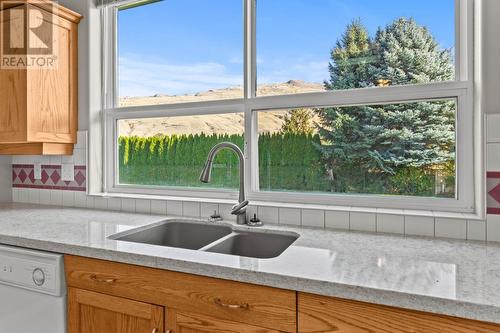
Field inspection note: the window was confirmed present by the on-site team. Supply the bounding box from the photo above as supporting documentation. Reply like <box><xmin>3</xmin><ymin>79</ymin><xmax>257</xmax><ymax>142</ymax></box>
<box><xmin>102</xmin><ymin>0</ymin><xmax>475</xmax><ymax>212</ymax></box>
<box><xmin>116</xmin><ymin>0</ymin><xmax>243</xmax><ymax>107</ymax></box>
<box><xmin>117</xmin><ymin>113</ymin><xmax>244</xmax><ymax>189</ymax></box>
<box><xmin>257</xmin><ymin>99</ymin><xmax>457</xmax><ymax>198</ymax></box>
<box><xmin>256</xmin><ymin>0</ymin><xmax>457</xmax><ymax>96</ymax></box>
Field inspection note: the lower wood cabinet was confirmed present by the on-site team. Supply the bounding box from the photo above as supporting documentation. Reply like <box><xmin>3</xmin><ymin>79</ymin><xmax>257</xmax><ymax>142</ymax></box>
<box><xmin>65</xmin><ymin>255</ymin><xmax>500</xmax><ymax>333</ymax></box>
<box><xmin>166</xmin><ymin>309</ymin><xmax>286</xmax><ymax>333</ymax></box>
<box><xmin>65</xmin><ymin>255</ymin><xmax>296</xmax><ymax>333</ymax></box>
<box><xmin>68</xmin><ymin>288</ymin><xmax>164</xmax><ymax>333</ymax></box>
<box><xmin>298</xmin><ymin>293</ymin><xmax>500</xmax><ymax>333</ymax></box>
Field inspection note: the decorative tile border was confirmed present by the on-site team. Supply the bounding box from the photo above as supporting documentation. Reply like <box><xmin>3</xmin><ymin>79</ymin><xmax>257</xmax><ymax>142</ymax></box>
<box><xmin>487</xmin><ymin>172</ymin><xmax>500</xmax><ymax>214</ymax></box>
<box><xmin>12</xmin><ymin>164</ymin><xmax>86</xmax><ymax>192</ymax></box>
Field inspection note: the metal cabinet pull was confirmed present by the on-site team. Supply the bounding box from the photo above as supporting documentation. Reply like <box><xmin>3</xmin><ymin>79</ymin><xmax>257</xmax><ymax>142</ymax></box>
<box><xmin>90</xmin><ymin>274</ymin><xmax>116</xmax><ymax>284</ymax></box>
<box><xmin>165</xmin><ymin>330</ymin><xmax>172</xmax><ymax>333</ymax></box>
<box><xmin>214</xmin><ymin>298</ymin><xmax>249</xmax><ymax>309</ymax></box>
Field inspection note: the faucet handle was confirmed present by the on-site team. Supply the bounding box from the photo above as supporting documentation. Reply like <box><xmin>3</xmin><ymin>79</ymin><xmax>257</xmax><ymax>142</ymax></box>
<box><xmin>247</xmin><ymin>214</ymin><xmax>263</xmax><ymax>227</ymax></box>
<box><xmin>231</xmin><ymin>200</ymin><xmax>249</xmax><ymax>215</ymax></box>
<box><xmin>209</xmin><ymin>210</ymin><xmax>223</xmax><ymax>222</ymax></box>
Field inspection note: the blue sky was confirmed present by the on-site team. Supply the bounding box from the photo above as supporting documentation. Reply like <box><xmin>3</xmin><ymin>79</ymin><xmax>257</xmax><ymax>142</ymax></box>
<box><xmin>118</xmin><ymin>0</ymin><xmax>455</xmax><ymax>97</ymax></box>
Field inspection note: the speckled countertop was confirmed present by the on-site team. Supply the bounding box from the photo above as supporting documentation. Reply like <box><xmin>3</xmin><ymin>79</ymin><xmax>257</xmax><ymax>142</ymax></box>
<box><xmin>0</xmin><ymin>203</ymin><xmax>499</xmax><ymax>324</ymax></box>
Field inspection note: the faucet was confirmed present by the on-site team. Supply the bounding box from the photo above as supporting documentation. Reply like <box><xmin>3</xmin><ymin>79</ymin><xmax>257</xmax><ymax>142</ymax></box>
<box><xmin>200</xmin><ymin>142</ymin><xmax>259</xmax><ymax>226</ymax></box>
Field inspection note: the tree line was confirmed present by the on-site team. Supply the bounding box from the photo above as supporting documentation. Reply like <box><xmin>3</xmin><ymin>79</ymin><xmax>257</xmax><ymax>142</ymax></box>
<box><xmin>119</xmin><ymin>133</ymin><xmax>326</xmax><ymax>191</ymax></box>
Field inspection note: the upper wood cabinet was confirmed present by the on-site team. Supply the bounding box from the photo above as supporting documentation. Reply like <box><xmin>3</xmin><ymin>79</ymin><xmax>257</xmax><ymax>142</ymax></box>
<box><xmin>0</xmin><ymin>0</ymin><xmax>81</xmax><ymax>155</ymax></box>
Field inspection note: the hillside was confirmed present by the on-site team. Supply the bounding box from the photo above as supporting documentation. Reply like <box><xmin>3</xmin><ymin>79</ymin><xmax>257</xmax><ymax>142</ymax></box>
<box><xmin>118</xmin><ymin>81</ymin><xmax>324</xmax><ymax>137</ymax></box>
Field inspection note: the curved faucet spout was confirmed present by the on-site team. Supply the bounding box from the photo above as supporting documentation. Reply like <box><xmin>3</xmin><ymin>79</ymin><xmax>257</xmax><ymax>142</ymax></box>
<box><xmin>200</xmin><ymin>142</ymin><xmax>247</xmax><ymax>224</ymax></box>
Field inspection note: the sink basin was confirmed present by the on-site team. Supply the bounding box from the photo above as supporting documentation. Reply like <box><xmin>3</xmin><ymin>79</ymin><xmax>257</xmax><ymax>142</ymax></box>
<box><xmin>110</xmin><ymin>219</ymin><xmax>299</xmax><ymax>258</ymax></box>
<box><xmin>205</xmin><ymin>232</ymin><xmax>298</xmax><ymax>259</ymax></box>
<box><xmin>110</xmin><ymin>221</ymin><xmax>232</xmax><ymax>250</ymax></box>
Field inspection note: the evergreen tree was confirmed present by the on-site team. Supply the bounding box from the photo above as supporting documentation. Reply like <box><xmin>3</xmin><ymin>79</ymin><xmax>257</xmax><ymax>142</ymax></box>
<box><xmin>317</xmin><ymin>19</ymin><xmax>377</xmax><ymax>191</ymax></box>
<box><xmin>324</xmin><ymin>19</ymin><xmax>375</xmax><ymax>90</ymax></box>
<box><xmin>367</xmin><ymin>18</ymin><xmax>455</xmax><ymax>173</ymax></box>
<box><xmin>281</xmin><ymin>108</ymin><xmax>315</xmax><ymax>135</ymax></box>
<box><xmin>370</xmin><ymin>18</ymin><xmax>454</xmax><ymax>85</ymax></box>
<box><xmin>318</xmin><ymin>18</ymin><xmax>455</xmax><ymax>194</ymax></box>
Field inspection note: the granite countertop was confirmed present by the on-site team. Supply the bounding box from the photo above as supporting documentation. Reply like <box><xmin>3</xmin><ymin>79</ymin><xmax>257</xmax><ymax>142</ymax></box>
<box><xmin>0</xmin><ymin>203</ymin><xmax>499</xmax><ymax>324</ymax></box>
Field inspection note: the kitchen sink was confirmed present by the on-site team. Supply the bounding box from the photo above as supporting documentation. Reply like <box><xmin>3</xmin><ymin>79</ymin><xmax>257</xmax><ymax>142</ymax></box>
<box><xmin>109</xmin><ymin>221</ymin><xmax>233</xmax><ymax>250</ymax></box>
<box><xmin>109</xmin><ymin>219</ymin><xmax>299</xmax><ymax>258</ymax></box>
<box><xmin>205</xmin><ymin>232</ymin><xmax>298</xmax><ymax>259</ymax></box>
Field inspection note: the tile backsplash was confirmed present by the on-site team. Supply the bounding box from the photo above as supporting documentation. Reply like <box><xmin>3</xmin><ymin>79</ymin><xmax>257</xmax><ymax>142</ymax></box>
<box><xmin>487</xmin><ymin>114</ymin><xmax>500</xmax><ymax>241</ymax></box>
<box><xmin>487</xmin><ymin>172</ymin><xmax>500</xmax><ymax>214</ymax></box>
<box><xmin>8</xmin><ymin>128</ymin><xmax>500</xmax><ymax>243</ymax></box>
<box><xmin>13</xmin><ymin>164</ymin><xmax>86</xmax><ymax>192</ymax></box>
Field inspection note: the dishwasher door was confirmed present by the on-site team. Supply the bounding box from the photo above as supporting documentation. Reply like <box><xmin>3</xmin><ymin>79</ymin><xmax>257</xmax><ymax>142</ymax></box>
<box><xmin>0</xmin><ymin>245</ymin><xmax>66</xmax><ymax>333</ymax></box>
<box><xmin>0</xmin><ymin>283</ymin><xmax>66</xmax><ymax>332</ymax></box>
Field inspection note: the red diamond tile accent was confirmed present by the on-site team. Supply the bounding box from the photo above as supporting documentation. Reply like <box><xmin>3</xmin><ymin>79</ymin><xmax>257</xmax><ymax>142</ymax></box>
<box><xmin>41</xmin><ymin>170</ymin><xmax>49</xmax><ymax>184</ymax></box>
<box><xmin>74</xmin><ymin>171</ymin><xmax>85</xmax><ymax>186</ymax></box>
<box><xmin>12</xmin><ymin>165</ymin><xmax>86</xmax><ymax>191</ymax></box>
<box><xmin>50</xmin><ymin>170</ymin><xmax>61</xmax><ymax>184</ymax></box>
<box><xmin>489</xmin><ymin>184</ymin><xmax>500</xmax><ymax>204</ymax></box>
<box><xmin>28</xmin><ymin>170</ymin><xmax>35</xmax><ymax>183</ymax></box>
<box><xmin>18</xmin><ymin>170</ymin><xmax>27</xmax><ymax>183</ymax></box>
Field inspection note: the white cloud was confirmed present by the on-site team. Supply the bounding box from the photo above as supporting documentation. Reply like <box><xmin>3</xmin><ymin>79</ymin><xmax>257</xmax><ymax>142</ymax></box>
<box><xmin>118</xmin><ymin>56</ymin><xmax>243</xmax><ymax>97</ymax></box>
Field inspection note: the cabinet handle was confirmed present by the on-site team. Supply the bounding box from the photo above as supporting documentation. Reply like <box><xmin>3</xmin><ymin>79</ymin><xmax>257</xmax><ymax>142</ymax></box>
<box><xmin>214</xmin><ymin>298</ymin><xmax>249</xmax><ymax>310</ymax></box>
<box><xmin>90</xmin><ymin>274</ymin><xmax>116</xmax><ymax>284</ymax></box>
<box><xmin>165</xmin><ymin>330</ymin><xmax>172</xmax><ymax>333</ymax></box>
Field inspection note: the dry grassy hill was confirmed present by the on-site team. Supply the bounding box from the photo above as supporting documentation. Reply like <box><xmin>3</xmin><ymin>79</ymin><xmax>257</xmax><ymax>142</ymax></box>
<box><xmin>119</xmin><ymin>80</ymin><xmax>324</xmax><ymax>137</ymax></box>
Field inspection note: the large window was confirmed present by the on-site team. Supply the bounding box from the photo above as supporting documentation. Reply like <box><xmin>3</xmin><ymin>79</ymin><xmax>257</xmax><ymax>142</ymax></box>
<box><xmin>102</xmin><ymin>0</ymin><xmax>475</xmax><ymax>212</ymax></box>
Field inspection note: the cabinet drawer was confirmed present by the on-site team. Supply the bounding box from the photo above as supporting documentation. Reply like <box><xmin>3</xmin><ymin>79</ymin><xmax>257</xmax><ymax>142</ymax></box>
<box><xmin>65</xmin><ymin>255</ymin><xmax>296</xmax><ymax>332</ymax></box>
<box><xmin>167</xmin><ymin>309</ymin><xmax>287</xmax><ymax>333</ymax></box>
<box><xmin>298</xmin><ymin>293</ymin><xmax>500</xmax><ymax>333</ymax></box>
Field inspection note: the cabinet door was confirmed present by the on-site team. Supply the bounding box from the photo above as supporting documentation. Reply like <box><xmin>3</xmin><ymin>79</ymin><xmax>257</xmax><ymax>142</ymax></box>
<box><xmin>166</xmin><ymin>308</ymin><xmax>285</xmax><ymax>333</ymax></box>
<box><xmin>0</xmin><ymin>7</ymin><xmax>27</xmax><ymax>143</ymax></box>
<box><xmin>26</xmin><ymin>3</ymin><xmax>78</xmax><ymax>143</ymax></box>
<box><xmin>68</xmin><ymin>288</ymin><xmax>164</xmax><ymax>333</ymax></box>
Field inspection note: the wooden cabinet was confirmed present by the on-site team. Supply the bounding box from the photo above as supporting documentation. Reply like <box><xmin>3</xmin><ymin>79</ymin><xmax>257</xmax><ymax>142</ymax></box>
<box><xmin>0</xmin><ymin>1</ymin><xmax>81</xmax><ymax>155</ymax></box>
<box><xmin>68</xmin><ymin>288</ymin><xmax>164</xmax><ymax>333</ymax></box>
<box><xmin>65</xmin><ymin>255</ymin><xmax>297</xmax><ymax>333</ymax></box>
<box><xmin>166</xmin><ymin>309</ymin><xmax>286</xmax><ymax>333</ymax></box>
<box><xmin>298</xmin><ymin>292</ymin><xmax>500</xmax><ymax>333</ymax></box>
<box><xmin>64</xmin><ymin>255</ymin><xmax>500</xmax><ymax>333</ymax></box>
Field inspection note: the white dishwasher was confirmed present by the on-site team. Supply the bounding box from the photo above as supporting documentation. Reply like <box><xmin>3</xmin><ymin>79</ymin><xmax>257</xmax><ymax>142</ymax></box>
<box><xmin>0</xmin><ymin>244</ymin><xmax>66</xmax><ymax>333</ymax></box>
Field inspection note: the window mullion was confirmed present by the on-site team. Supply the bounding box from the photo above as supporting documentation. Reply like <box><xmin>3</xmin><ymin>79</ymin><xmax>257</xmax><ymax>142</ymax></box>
<box><xmin>248</xmin><ymin>81</ymin><xmax>468</xmax><ymax>111</ymax></box>
<box><xmin>106</xmin><ymin>104</ymin><xmax>244</xmax><ymax>121</ymax></box>
<box><xmin>243</xmin><ymin>0</ymin><xmax>256</xmax><ymax>99</ymax></box>
<box><xmin>245</xmin><ymin>0</ymin><xmax>258</xmax><ymax>197</ymax></box>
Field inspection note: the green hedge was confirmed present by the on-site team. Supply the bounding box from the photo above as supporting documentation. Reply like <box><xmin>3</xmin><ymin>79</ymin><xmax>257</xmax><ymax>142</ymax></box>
<box><xmin>118</xmin><ymin>133</ymin><xmax>452</xmax><ymax>197</ymax></box>
<box><xmin>118</xmin><ymin>133</ymin><xmax>328</xmax><ymax>191</ymax></box>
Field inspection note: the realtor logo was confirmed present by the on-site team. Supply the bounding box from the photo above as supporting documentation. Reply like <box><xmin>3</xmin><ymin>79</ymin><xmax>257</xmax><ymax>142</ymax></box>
<box><xmin>0</xmin><ymin>0</ymin><xmax>58</xmax><ymax>69</ymax></box>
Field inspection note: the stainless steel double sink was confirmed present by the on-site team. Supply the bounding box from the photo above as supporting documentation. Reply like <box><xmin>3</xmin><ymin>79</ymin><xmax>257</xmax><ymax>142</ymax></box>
<box><xmin>109</xmin><ymin>220</ymin><xmax>299</xmax><ymax>259</ymax></box>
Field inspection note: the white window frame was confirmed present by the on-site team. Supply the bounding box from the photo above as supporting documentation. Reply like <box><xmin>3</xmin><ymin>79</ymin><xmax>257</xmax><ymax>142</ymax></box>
<box><xmin>101</xmin><ymin>0</ymin><xmax>478</xmax><ymax>213</ymax></box>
